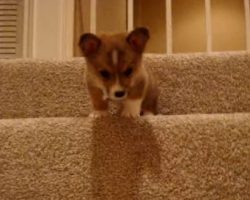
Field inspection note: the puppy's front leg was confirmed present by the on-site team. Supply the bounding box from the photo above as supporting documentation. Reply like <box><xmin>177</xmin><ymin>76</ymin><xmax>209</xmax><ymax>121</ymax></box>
<box><xmin>88</xmin><ymin>85</ymin><xmax>108</xmax><ymax>118</ymax></box>
<box><xmin>121</xmin><ymin>98</ymin><xmax>142</xmax><ymax>118</ymax></box>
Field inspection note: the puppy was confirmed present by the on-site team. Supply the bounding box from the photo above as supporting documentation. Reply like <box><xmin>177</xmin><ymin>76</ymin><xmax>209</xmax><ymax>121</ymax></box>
<box><xmin>79</xmin><ymin>27</ymin><xmax>158</xmax><ymax>118</ymax></box>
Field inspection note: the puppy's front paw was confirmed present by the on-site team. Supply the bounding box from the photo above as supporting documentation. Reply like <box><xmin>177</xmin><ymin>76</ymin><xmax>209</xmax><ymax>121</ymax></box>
<box><xmin>121</xmin><ymin>99</ymin><xmax>142</xmax><ymax>118</ymax></box>
<box><xmin>121</xmin><ymin>109</ymin><xmax>140</xmax><ymax>118</ymax></box>
<box><xmin>89</xmin><ymin>110</ymin><xmax>108</xmax><ymax>118</ymax></box>
<box><xmin>141</xmin><ymin>110</ymin><xmax>154</xmax><ymax>116</ymax></box>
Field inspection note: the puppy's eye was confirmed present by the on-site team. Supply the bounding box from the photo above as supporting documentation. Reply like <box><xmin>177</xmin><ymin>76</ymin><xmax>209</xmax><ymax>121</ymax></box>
<box><xmin>100</xmin><ymin>70</ymin><xmax>110</xmax><ymax>79</ymax></box>
<box><xmin>123</xmin><ymin>67</ymin><xmax>133</xmax><ymax>77</ymax></box>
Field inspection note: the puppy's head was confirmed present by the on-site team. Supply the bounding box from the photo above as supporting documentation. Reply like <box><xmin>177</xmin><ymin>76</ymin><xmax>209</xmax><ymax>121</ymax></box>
<box><xmin>79</xmin><ymin>27</ymin><xmax>150</xmax><ymax>101</ymax></box>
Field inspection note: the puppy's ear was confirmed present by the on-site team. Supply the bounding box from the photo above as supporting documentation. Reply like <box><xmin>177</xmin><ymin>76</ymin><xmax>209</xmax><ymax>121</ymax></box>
<box><xmin>126</xmin><ymin>27</ymin><xmax>150</xmax><ymax>53</ymax></box>
<box><xmin>79</xmin><ymin>33</ymin><xmax>101</xmax><ymax>56</ymax></box>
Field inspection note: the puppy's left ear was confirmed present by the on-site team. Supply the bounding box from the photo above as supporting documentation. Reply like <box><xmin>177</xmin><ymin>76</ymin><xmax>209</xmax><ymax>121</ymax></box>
<box><xmin>126</xmin><ymin>27</ymin><xmax>150</xmax><ymax>53</ymax></box>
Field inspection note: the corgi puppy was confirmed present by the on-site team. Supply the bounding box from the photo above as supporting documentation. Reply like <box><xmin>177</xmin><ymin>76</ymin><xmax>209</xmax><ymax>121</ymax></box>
<box><xmin>79</xmin><ymin>27</ymin><xmax>158</xmax><ymax>118</ymax></box>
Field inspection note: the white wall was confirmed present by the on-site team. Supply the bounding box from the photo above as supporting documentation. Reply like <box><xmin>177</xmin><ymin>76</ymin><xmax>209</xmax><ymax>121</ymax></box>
<box><xmin>211</xmin><ymin>0</ymin><xmax>246</xmax><ymax>51</ymax></box>
<box><xmin>96</xmin><ymin>0</ymin><xmax>127</xmax><ymax>34</ymax></box>
<box><xmin>24</xmin><ymin>0</ymin><xmax>74</xmax><ymax>59</ymax></box>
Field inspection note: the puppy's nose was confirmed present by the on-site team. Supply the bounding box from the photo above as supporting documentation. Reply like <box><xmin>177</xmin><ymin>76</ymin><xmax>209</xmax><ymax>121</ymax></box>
<box><xmin>115</xmin><ymin>91</ymin><xmax>125</xmax><ymax>98</ymax></box>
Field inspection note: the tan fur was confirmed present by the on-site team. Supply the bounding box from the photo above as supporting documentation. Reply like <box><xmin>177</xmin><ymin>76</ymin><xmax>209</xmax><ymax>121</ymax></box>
<box><xmin>79</xmin><ymin>28</ymin><xmax>158</xmax><ymax>116</ymax></box>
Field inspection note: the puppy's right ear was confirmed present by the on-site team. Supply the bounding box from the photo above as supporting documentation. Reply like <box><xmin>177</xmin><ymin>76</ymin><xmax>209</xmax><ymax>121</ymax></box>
<box><xmin>126</xmin><ymin>27</ymin><xmax>150</xmax><ymax>53</ymax></box>
<box><xmin>79</xmin><ymin>33</ymin><xmax>101</xmax><ymax>56</ymax></box>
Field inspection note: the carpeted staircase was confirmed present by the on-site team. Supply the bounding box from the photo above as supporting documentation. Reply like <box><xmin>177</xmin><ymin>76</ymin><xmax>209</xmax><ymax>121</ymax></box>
<box><xmin>0</xmin><ymin>52</ymin><xmax>249</xmax><ymax>199</ymax></box>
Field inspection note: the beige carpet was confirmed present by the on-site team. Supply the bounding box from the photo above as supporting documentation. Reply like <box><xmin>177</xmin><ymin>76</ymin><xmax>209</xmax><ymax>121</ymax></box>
<box><xmin>0</xmin><ymin>52</ymin><xmax>249</xmax><ymax>199</ymax></box>
<box><xmin>0</xmin><ymin>52</ymin><xmax>249</xmax><ymax>118</ymax></box>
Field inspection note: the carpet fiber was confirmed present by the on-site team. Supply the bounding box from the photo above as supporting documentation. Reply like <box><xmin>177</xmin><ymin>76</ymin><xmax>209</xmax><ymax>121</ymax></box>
<box><xmin>0</xmin><ymin>52</ymin><xmax>249</xmax><ymax>199</ymax></box>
